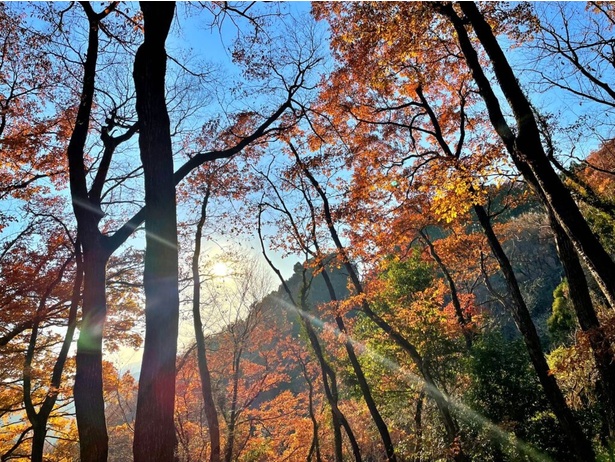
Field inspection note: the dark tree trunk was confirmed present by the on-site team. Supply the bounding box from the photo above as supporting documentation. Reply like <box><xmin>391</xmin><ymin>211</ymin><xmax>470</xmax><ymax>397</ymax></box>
<box><xmin>313</xmin><ymin>328</ymin><xmax>362</xmax><ymax>462</ymax></box>
<box><xmin>30</xmin><ymin>422</ymin><xmax>47</xmax><ymax>462</ymax></box>
<box><xmin>435</xmin><ymin>5</ymin><xmax>600</xmax><ymax>458</ymax></box>
<box><xmin>24</xmin><ymin>254</ymin><xmax>78</xmax><ymax>462</ymax></box>
<box><xmin>192</xmin><ymin>189</ymin><xmax>221</xmax><ymax>462</ymax></box>
<box><xmin>358</xmin><ymin>301</ymin><xmax>465</xmax><ymax>461</ymax></box>
<box><xmin>223</xmin><ymin>347</ymin><xmax>243</xmax><ymax>462</ymax></box>
<box><xmin>548</xmin><ymin>211</ymin><xmax>615</xmax><ymax>436</ymax></box>
<box><xmin>331</xmin><ymin>411</ymin><xmax>343</xmax><ymax>462</ymax></box>
<box><xmin>413</xmin><ymin>391</ymin><xmax>424</xmax><ymax>462</ymax></box>
<box><xmin>75</xmin><ymin>248</ymin><xmax>111</xmax><ymax>462</ymax></box>
<box><xmin>132</xmin><ymin>3</ymin><xmax>179</xmax><ymax>462</ymax></box>
<box><xmin>473</xmin><ymin>204</ymin><xmax>595</xmax><ymax>462</ymax></box>
<box><xmin>299</xmin><ymin>357</ymin><xmax>322</xmax><ymax>462</ymax></box>
<box><xmin>66</xmin><ymin>3</ymin><xmax>116</xmax><ymax>460</ymax></box>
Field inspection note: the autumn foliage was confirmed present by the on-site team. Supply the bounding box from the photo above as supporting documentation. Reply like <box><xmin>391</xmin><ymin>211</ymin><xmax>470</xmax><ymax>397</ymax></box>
<box><xmin>4</xmin><ymin>2</ymin><xmax>615</xmax><ymax>462</ymax></box>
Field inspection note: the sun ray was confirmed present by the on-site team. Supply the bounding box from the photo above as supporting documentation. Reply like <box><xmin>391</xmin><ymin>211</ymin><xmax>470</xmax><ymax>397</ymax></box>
<box><xmin>274</xmin><ymin>296</ymin><xmax>553</xmax><ymax>462</ymax></box>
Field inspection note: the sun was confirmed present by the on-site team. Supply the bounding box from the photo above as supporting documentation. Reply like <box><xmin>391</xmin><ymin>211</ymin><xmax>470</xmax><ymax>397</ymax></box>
<box><xmin>211</xmin><ymin>261</ymin><xmax>230</xmax><ymax>278</ymax></box>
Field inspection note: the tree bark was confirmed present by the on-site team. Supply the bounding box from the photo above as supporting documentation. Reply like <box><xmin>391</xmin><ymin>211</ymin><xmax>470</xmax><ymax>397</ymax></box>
<box><xmin>60</xmin><ymin>2</ymin><xmax>299</xmax><ymax>459</ymax></box>
<box><xmin>75</xmin><ymin>248</ymin><xmax>111</xmax><ymax>462</ymax></box>
<box><xmin>132</xmin><ymin>3</ymin><xmax>179</xmax><ymax>462</ymax></box>
<box><xmin>302</xmin><ymin>312</ymin><xmax>362</xmax><ymax>462</ymax></box>
<box><xmin>501</xmin><ymin>100</ymin><xmax>615</xmax><ymax>438</ymax></box>
<box><xmin>300</xmin><ymin>172</ymin><xmax>396</xmax><ymax>460</ymax></box>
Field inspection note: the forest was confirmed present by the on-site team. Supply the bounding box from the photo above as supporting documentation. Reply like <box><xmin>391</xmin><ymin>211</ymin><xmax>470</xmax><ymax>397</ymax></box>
<box><xmin>2</xmin><ymin>2</ymin><xmax>615</xmax><ymax>461</ymax></box>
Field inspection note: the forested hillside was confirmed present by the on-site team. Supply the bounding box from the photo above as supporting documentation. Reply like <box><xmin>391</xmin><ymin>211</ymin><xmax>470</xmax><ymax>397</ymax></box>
<box><xmin>2</xmin><ymin>2</ymin><xmax>615</xmax><ymax>462</ymax></box>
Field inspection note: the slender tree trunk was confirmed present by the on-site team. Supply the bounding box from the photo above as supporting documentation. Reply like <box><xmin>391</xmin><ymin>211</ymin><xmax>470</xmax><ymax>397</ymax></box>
<box><xmin>320</xmin><ymin>268</ymin><xmax>397</xmax><ymax>462</ymax></box>
<box><xmin>299</xmin><ymin>358</ymin><xmax>322</xmax><ymax>462</ymax></box>
<box><xmin>191</xmin><ymin>188</ymin><xmax>222</xmax><ymax>462</ymax></box>
<box><xmin>224</xmin><ymin>347</ymin><xmax>243</xmax><ymax>462</ymax></box>
<box><xmin>132</xmin><ymin>3</ymin><xmax>179</xmax><ymax>462</ymax></box>
<box><xmin>331</xmin><ymin>411</ymin><xmax>343</xmax><ymax>462</ymax></box>
<box><xmin>473</xmin><ymin>204</ymin><xmax>595</xmax><ymax>462</ymax></box>
<box><xmin>29</xmin><ymin>247</ymin><xmax>84</xmax><ymax>462</ymax></box>
<box><xmin>23</xmin><ymin>257</ymin><xmax>73</xmax><ymax>462</ymax></box>
<box><xmin>293</xmin><ymin>146</ymin><xmax>468</xmax><ymax>462</ymax></box>
<box><xmin>413</xmin><ymin>391</ymin><xmax>424</xmax><ymax>462</ymax></box>
<box><xmin>359</xmin><ymin>301</ymin><xmax>465</xmax><ymax>461</ymax></box>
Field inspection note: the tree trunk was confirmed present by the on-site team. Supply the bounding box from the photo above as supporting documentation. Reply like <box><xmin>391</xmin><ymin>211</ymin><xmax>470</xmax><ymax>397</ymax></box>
<box><xmin>434</xmin><ymin>5</ymin><xmax>610</xmax><ymax>452</ymax></box>
<box><xmin>413</xmin><ymin>391</ymin><xmax>424</xmax><ymax>462</ymax></box>
<box><xmin>192</xmin><ymin>190</ymin><xmax>221</xmax><ymax>462</ymax></box>
<box><xmin>74</xmin><ymin>248</ymin><xmax>110</xmax><ymax>462</ymax></box>
<box><xmin>132</xmin><ymin>3</ymin><xmax>179</xmax><ymax>462</ymax></box>
<box><xmin>359</xmin><ymin>302</ymin><xmax>465</xmax><ymax>461</ymax></box>
<box><xmin>30</xmin><ymin>245</ymin><xmax>83</xmax><ymax>462</ymax></box>
<box><xmin>300</xmin><ymin>358</ymin><xmax>322</xmax><ymax>462</ymax></box>
<box><xmin>473</xmin><ymin>204</ymin><xmax>595</xmax><ymax>462</ymax></box>
<box><xmin>66</xmin><ymin>3</ymin><xmax>115</xmax><ymax>459</ymax></box>
<box><xmin>223</xmin><ymin>347</ymin><xmax>243</xmax><ymax>462</ymax></box>
<box><xmin>30</xmin><ymin>422</ymin><xmax>46</xmax><ymax>462</ymax></box>
<box><xmin>548</xmin><ymin>211</ymin><xmax>615</xmax><ymax>436</ymax></box>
